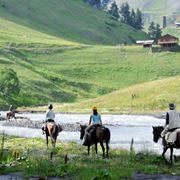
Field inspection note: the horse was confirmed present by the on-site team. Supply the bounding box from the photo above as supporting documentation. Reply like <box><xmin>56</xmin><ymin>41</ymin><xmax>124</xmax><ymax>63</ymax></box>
<box><xmin>80</xmin><ymin>125</ymin><xmax>110</xmax><ymax>158</ymax></box>
<box><xmin>152</xmin><ymin>126</ymin><xmax>180</xmax><ymax>165</ymax></box>
<box><xmin>6</xmin><ymin>111</ymin><xmax>16</xmax><ymax>121</ymax></box>
<box><xmin>43</xmin><ymin>122</ymin><xmax>62</xmax><ymax>148</ymax></box>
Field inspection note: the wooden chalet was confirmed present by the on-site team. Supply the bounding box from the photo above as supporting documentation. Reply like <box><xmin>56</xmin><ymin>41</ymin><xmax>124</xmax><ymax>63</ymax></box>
<box><xmin>158</xmin><ymin>34</ymin><xmax>179</xmax><ymax>48</ymax></box>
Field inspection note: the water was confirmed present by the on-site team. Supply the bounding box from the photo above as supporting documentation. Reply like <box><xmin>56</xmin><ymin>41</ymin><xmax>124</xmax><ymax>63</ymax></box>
<box><xmin>0</xmin><ymin>112</ymin><xmax>166</xmax><ymax>153</ymax></box>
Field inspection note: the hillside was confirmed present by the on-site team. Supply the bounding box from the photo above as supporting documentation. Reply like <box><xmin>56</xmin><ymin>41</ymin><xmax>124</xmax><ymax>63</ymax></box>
<box><xmin>115</xmin><ymin>0</ymin><xmax>180</xmax><ymax>27</ymax></box>
<box><xmin>2</xmin><ymin>45</ymin><xmax>177</xmax><ymax>111</ymax></box>
<box><xmin>0</xmin><ymin>0</ymin><xmax>148</xmax><ymax>45</ymax></box>
<box><xmin>55</xmin><ymin>76</ymin><xmax>180</xmax><ymax>114</ymax></box>
<box><xmin>163</xmin><ymin>27</ymin><xmax>180</xmax><ymax>39</ymax></box>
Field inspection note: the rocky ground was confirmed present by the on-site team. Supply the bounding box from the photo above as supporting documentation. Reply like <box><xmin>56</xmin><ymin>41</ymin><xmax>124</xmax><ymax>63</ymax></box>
<box><xmin>2</xmin><ymin>117</ymin><xmax>80</xmax><ymax>131</ymax></box>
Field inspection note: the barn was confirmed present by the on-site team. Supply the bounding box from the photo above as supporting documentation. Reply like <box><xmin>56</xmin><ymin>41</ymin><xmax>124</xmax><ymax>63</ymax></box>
<box><xmin>158</xmin><ymin>34</ymin><xmax>179</xmax><ymax>48</ymax></box>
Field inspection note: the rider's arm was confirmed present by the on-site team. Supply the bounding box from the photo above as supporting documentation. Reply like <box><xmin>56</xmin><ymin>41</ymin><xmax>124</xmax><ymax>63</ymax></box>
<box><xmin>166</xmin><ymin>113</ymin><xmax>169</xmax><ymax>125</ymax></box>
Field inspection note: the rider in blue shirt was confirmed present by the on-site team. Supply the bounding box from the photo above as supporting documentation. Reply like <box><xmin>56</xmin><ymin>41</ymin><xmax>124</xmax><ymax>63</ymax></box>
<box><xmin>85</xmin><ymin>106</ymin><xmax>102</xmax><ymax>133</ymax></box>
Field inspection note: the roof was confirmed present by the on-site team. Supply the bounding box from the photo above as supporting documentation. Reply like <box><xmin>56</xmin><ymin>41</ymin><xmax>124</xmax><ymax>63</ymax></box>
<box><xmin>136</xmin><ymin>40</ymin><xmax>154</xmax><ymax>44</ymax></box>
<box><xmin>159</xmin><ymin>34</ymin><xmax>179</xmax><ymax>40</ymax></box>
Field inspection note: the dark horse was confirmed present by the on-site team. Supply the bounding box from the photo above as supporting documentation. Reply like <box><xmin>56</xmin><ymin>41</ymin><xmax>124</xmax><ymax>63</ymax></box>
<box><xmin>152</xmin><ymin>126</ymin><xmax>180</xmax><ymax>164</ymax></box>
<box><xmin>6</xmin><ymin>111</ymin><xmax>16</xmax><ymax>121</ymax></box>
<box><xmin>44</xmin><ymin>122</ymin><xmax>62</xmax><ymax>148</ymax></box>
<box><xmin>80</xmin><ymin>125</ymin><xmax>110</xmax><ymax>158</ymax></box>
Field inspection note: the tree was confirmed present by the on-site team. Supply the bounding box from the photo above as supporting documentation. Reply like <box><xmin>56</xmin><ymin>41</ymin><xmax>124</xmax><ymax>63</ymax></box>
<box><xmin>148</xmin><ymin>22</ymin><xmax>162</xmax><ymax>42</ymax></box>
<box><xmin>134</xmin><ymin>8</ymin><xmax>143</xmax><ymax>30</ymax></box>
<box><xmin>155</xmin><ymin>24</ymin><xmax>162</xmax><ymax>41</ymax></box>
<box><xmin>0</xmin><ymin>68</ymin><xmax>20</xmax><ymax>101</ymax></box>
<box><xmin>108</xmin><ymin>1</ymin><xmax>120</xmax><ymax>19</ymax></box>
<box><xmin>120</xmin><ymin>2</ymin><xmax>131</xmax><ymax>25</ymax></box>
<box><xmin>148</xmin><ymin>22</ymin><xmax>156</xmax><ymax>40</ymax></box>
<box><xmin>84</xmin><ymin>0</ymin><xmax>101</xmax><ymax>9</ymax></box>
<box><xmin>130</xmin><ymin>9</ymin><xmax>136</xmax><ymax>27</ymax></box>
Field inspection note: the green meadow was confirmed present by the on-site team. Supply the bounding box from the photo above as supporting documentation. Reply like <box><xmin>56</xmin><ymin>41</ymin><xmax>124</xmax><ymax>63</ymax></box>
<box><xmin>0</xmin><ymin>0</ymin><xmax>179</xmax><ymax>114</ymax></box>
<box><xmin>1</xmin><ymin>135</ymin><xmax>180</xmax><ymax>179</ymax></box>
<box><xmin>0</xmin><ymin>43</ymin><xmax>180</xmax><ymax>112</ymax></box>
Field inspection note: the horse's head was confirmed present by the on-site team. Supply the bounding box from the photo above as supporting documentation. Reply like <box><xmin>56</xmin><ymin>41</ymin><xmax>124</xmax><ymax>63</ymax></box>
<box><xmin>152</xmin><ymin>126</ymin><xmax>164</xmax><ymax>143</ymax></box>
<box><xmin>80</xmin><ymin>125</ymin><xmax>87</xmax><ymax>140</ymax></box>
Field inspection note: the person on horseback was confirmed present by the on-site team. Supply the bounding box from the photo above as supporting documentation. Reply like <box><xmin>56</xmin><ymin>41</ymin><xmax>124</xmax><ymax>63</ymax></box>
<box><xmin>161</xmin><ymin>103</ymin><xmax>180</xmax><ymax>142</ymax></box>
<box><xmin>83</xmin><ymin>106</ymin><xmax>103</xmax><ymax>145</ymax></box>
<box><xmin>42</xmin><ymin>104</ymin><xmax>55</xmax><ymax>133</ymax></box>
<box><xmin>87</xmin><ymin>106</ymin><xmax>102</xmax><ymax>130</ymax></box>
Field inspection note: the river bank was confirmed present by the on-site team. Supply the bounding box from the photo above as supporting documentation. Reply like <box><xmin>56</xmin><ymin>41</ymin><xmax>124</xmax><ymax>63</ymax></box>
<box><xmin>1</xmin><ymin>135</ymin><xmax>180</xmax><ymax>180</ymax></box>
<box><xmin>0</xmin><ymin>112</ymin><xmax>166</xmax><ymax>153</ymax></box>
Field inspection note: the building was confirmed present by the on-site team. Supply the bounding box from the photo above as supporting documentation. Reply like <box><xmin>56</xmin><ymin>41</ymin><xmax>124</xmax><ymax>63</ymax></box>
<box><xmin>158</xmin><ymin>34</ymin><xmax>179</xmax><ymax>48</ymax></box>
<box><xmin>175</xmin><ymin>22</ymin><xmax>180</xmax><ymax>27</ymax></box>
<box><xmin>136</xmin><ymin>40</ymin><xmax>154</xmax><ymax>48</ymax></box>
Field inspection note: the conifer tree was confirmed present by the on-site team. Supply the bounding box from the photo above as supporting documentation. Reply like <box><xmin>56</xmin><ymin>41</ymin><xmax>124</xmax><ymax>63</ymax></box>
<box><xmin>108</xmin><ymin>1</ymin><xmax>120</xmax><ymax>19</ymax></box>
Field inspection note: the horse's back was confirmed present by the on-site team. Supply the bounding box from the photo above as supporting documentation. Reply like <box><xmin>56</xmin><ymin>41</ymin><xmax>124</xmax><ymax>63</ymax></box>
<box><xmin>96</xmin><ymin>126</ymin><xmax>110</xmax><ymax>143</ymax></box>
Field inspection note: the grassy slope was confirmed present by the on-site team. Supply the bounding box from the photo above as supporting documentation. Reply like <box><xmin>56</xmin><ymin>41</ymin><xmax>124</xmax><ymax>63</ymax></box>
<box><xmin>1</xmin><ymin>135</ymin><xmax>180</xmax><ymax>179</ymax></box>
<box><xmin>56</xmin><ymin>76</ymin><xmax>180</xmax><ymax>114</ymax></box>
<box><xmin>0</xmin><ymin>0</ymin><xmax>148</xmax><ymax>45</ymax></box>
<box><xmin>163</xmin><ymin>27</ymin><xmax>180</xmax><ymax>39</ymax></box>
<box><xmin>11</xmin><ymin>45</ymin><xmax>179</xmax><ymax>113</ymax></box>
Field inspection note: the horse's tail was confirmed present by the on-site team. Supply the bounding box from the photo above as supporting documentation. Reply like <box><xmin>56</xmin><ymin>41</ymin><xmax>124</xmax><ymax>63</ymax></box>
<box><xmin>104</xmin><ymin>127</ymin><xmax>111</xmax><ymax>144</ymax></box>
<box><xmin>176</xmin><ymin>132</ymin><xmax>180</xmax><ymax>148</ymax></box>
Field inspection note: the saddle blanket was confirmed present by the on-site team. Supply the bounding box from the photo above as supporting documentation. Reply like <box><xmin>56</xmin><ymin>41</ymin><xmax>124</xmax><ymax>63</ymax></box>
<box><xmin>165</xmin><ymin>128</ymin><xmax>180</xmax><ymax>144</ymax></box>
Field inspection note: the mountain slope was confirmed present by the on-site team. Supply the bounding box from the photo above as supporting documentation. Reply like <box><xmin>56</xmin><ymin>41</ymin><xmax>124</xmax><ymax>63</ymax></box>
<box><xmin>115</xmin><ymin>0</ymin><xmax>180</xmax><ymax>27</ymax></box>
<box><xmin>56</xmin><ymin>76</ymin><xmax>180</xmax><ymax>114</ymax></box>
<box><xmin>0</xmin><ymin>0</ymin><xmax>148</xmax><ymax>45</ymax></box>
<box><xmin>0</xmin><ymin>45</ymin><xmax>180</xmax><ymax>109</ymax></box>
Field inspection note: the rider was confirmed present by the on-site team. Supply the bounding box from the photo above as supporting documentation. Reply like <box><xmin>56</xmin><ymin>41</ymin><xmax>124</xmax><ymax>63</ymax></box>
<box><xmin>161</xmin><ymin>103</ymin><xmax>180</xmax><ymax>138</ymax></box>
<box><xmin>85</xmin><ymin>106</ymin><xmax>102</xmax><ymax>134</ymax></box>
<box><xmin>42</xmin><ymin>104</ymin><xmax>55</xmax><ymax>133</ymax></box>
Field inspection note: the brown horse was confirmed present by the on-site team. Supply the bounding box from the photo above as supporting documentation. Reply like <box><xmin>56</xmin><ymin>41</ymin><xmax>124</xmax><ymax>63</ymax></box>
<box><xmin>152</xmin><ymin>126</ymin><xmax>180</xmax><ymax>165</ymax></box>
<box><xmin>6</xmin><ymin>111</ymin><xmax>16</xmax><ymax>121</ymax></box>
<box><xmin>44</xmin><ymin>122</ymin><xmax>62</xmax><ymax>148</ymax></box>
<box><xmin>80</xmin><ymin>125</ymin><xmax>110</xmax><ymax>158</ymax></box>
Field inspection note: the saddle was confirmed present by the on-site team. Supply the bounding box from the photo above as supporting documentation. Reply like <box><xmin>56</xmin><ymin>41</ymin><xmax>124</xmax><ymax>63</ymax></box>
<box><xmin>165</xmin><ymin>128</ymin><xmax>180</xmax><ymax>144</ymax></box>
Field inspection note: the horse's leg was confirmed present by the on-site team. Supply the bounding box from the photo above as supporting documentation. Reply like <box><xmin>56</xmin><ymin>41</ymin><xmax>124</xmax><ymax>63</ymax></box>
<box><xmin>100</xmin><ymin>141</ymin><xmax>105</xmax><ymax>158</ymax></box>
<box><xmin>162</xmin><ymin>146</ymin><xmax>169</xmax><ymax>164</ymax></box>
<box><xmin>95</xmin><ymin>143</ymin><xmax>97</xmax><ymax>154</ymax></box>
<box><xmin>88</xmin><ymin>146</ymin><xmax>90</xmax><ymax>156</ymax></box>
<box><xmin>106</xmin><ymin>141</ymin><xmax>109</xmax><ymax>158</ymax></box>
<box><xmin>46</xmin><ymin>134</ymin><xmax>49</xmax><ymax>148</ymax></box>
<box><xmin>170</xmin><ymin>147</ymin><xmax>173</xmax><ymax>165</ymax></box>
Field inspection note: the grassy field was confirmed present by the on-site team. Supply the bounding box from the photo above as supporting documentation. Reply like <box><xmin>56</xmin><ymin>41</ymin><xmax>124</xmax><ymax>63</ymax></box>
<box><xmin>0</xmin><ymin>0</ymin><xmax>179</xmax><ymax>113</ymax></box>
<box><xmin>54</xmin><ymin>76</ymin><xmax>180</xmax><ymax>114</ymax></box>
<box><xmin>163</xmin><ymin>27</ymin><xmax>180</xmax><ymax>39</ymax></box>
<box><xmin>0</xmin><ymin>44</ymin><xmax>180</xmax><ymax>112</ymax></box>
<box><xmin>1</xmin><ymin>135</ymin><xmax>180</xmax><ymax>179</ymax></box>
<box><xmin>0</xmin><ymin>0</ymin><xmax>148</xmax><ymax>45</ymax></box>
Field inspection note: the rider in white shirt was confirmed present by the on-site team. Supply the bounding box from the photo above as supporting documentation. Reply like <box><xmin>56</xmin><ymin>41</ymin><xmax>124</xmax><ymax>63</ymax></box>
<box><xmin>46</xmin><ymin>104</ymin><xmax>55</xmax><ymax>122</ymax></box>
<box><xmin>42</xmin><ymin>104</ymin><xmax>55</xmax><ymax>132</ymax></box>
<box><xmin>161</xmin><ymin>103</ymin><xmax>180</xmax><ymax>137</ymax></box>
